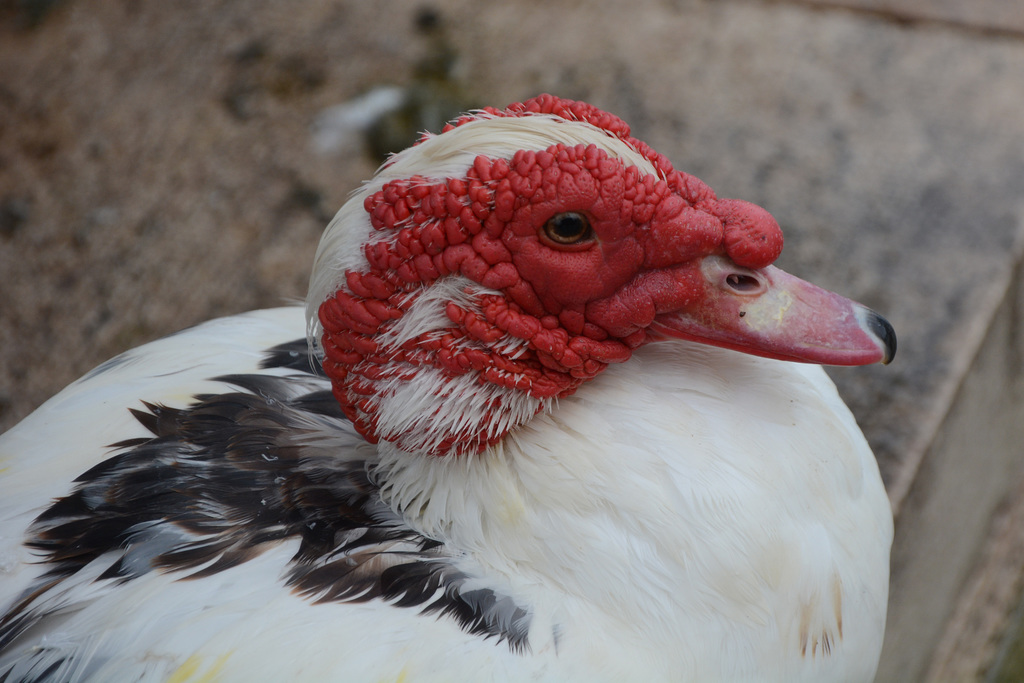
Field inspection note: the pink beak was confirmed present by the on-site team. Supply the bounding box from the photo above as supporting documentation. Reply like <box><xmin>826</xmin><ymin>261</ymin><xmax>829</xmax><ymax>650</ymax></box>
<box><xmin>652</xmin><ymin>256</ymin><xmax>896</xmax><ymax>366</ymax></box>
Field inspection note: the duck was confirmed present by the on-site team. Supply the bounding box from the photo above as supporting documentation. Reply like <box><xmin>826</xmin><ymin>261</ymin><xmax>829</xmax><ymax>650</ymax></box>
<box><xmin>0</xmin><ymin>94</ymin><xmax>895</xmax><ymax>682</ymax></box>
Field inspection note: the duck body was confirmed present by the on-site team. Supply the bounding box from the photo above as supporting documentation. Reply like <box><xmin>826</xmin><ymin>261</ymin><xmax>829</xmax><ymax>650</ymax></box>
<box><xmin>0</xmin><ymin>95</ymin><xmax>893</xmax><ymax>682</ymax></box>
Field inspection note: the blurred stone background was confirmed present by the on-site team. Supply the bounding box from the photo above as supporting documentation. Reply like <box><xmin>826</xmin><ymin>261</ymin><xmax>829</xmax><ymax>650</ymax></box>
<box><xmin>2</xmin><ymin>0</ymin><xmax>1024</xmax><ymax>679</ymax></box>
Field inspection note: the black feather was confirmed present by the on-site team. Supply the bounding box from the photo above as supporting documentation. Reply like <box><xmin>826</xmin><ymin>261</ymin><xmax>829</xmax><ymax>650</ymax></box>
<box><xmin>0</xmin><ymin>338</ymin><xmax>531</xmax><ymax>666</ymax></box>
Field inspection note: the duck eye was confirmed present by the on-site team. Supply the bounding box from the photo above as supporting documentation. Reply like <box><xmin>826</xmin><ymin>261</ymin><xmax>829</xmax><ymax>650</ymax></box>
<box><xmin>542</xmin><ymin>212</ymin><xmax>593</xmax><ymax>245</ymax></box>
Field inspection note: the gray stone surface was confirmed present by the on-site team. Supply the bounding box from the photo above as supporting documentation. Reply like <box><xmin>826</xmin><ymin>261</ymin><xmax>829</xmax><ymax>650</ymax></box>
<box><xmin>805</xmin><ymin>0</ymin><xmax>1024</xmax><ymax>34</ymax></box>
<box><xmin>884</xmin><ymin>261</ymin><xmax>1024</xmax><ymax>681</ymax></box>
<box><xmin>2</xmin><ymin>1</ymin><xmax>1024</xmax><ymax>680</ymax></box>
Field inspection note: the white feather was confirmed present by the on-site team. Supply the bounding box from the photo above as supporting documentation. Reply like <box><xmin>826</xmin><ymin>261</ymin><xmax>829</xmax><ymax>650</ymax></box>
<box><xmin>368</xmin><ymin>341</ymin><xmax>892</xmax><ymax>682</ymax></box>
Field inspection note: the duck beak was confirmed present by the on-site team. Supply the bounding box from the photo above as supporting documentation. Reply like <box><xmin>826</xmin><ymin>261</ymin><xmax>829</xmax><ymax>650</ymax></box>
<box><xmin>651</xmin><ymin>256</ymin><xmax>896</xmax><ymax>366</ymax></box>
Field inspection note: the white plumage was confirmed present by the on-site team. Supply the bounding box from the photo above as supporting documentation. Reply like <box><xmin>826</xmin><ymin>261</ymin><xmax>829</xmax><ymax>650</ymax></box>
<box><xmin>0</xmin><ymin>96</ymin><xmax>893</xmax><ymax>682</ymax></box>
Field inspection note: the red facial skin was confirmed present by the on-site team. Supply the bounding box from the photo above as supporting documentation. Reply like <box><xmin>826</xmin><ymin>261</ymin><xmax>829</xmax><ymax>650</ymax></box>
<box><xmin>318</xmin><ymin>95</ymin><xmax>889</xmax><ymax>455</ymax></box>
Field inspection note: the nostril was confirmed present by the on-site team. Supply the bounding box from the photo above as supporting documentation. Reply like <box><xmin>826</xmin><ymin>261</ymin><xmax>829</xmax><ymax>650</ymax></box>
<box><xmin>725</xmin><ymin>273</ymin><xmax>762</xmax><ymax>293</ymax></box>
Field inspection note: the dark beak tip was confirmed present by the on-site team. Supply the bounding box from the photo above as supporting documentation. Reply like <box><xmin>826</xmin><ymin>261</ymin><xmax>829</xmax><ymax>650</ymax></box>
<box><xmin>865</xmin><ymin>310</ymin><xmax>897</xmax><ymax>364</ymax></box>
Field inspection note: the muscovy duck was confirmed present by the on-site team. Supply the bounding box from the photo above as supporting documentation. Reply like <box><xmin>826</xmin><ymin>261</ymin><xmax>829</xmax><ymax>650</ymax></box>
<box><xmin>0</xmin><ymin>95</ymin><xmax>895</xmax><ymax>682</ymax></box>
